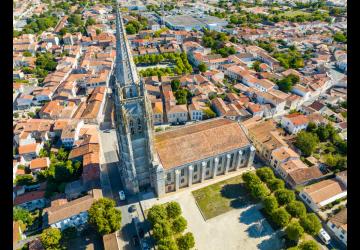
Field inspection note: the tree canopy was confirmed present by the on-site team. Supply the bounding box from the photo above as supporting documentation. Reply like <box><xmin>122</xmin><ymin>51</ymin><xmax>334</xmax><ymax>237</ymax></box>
<box><xmin>198</xmin><ymin>63</ymin><xmax>207</xmax><ymax>73</ymax></box>
<box><xmin>267</xmin><ymin>178</ymin><xmax>285</xmax><ymax>192</ymax></box>
<box><xmin>256</xmin><ymin>167</ymin><xmax>275</xmax><ymax>183</ymax></box>
<box><xmin>40</xmin><ymin>228</ymin><xmax>62</xmax><ymax>249</ymax></box>
<box><xmin>263</xmin><ymin>195</ymin><xmax>279</xmax><ymax>214</ymax></box>
<box><xmin>88</xmin><ymin>198</ymin><xmax>122</xmax><ymax>235</ymax></box>
<box><xmin>295</xmin><ymin>131</ymin><xmax>319</xmax><ymax>156</ymax></box>
<box><xmin>285</xmin><ymin>221</ymin><xmax>305</xmax><ymax>242</ymax></box>
<box><xmin>271</xmin><ymin>207</ymin><xmax>291</xmax><ymax>228</ymax></box>
<box><xmin>299</xmin><ymin>213</ymin><xmax>322</xmax><ymax>236</ymax></box>
<box><xmin>176</xmin><ymin>232</ymin><xmax>195</xmax><ymax>250</ymax></box>
<box><xmin>286</xmin><ymin>201</ymin><xmax>307</xmax><ymax>218</ymax></box>
<box><xmin>274</xmin><ymin>189</ymin><xmax>296</xmax><ymax>206</ymax></box>
<box><xmin>13</xmin><ymin>207</ymin><xmax>34</xmax><ymax>228</ymax></box>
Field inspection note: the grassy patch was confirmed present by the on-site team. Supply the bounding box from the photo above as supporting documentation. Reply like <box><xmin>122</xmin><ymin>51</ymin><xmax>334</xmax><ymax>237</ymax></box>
<box><xmin>192</xmin><ymin>175</ymin><xmax>253</xmax><ymax>220</ymax></box>
<box><xmin>278</xmin><ymin>10</ymin><xmax>311</xmax><ymax>17</ymax></box>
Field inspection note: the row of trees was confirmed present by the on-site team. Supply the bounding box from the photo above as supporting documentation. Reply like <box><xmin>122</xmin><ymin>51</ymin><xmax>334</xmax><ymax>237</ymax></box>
<box><xmin>147</xmin><ymin>202</ymin><xmax>195</xmax><ymax>250</ymax></box>
<box><xmin>242</xmin><ymin>168</ymin><xmax>321</xmax><ymax>247</ymax></box>
<box><xmin>138</xmin><ymin>53</ymin><xmax>192</xmax><ymax>77</ymax></box>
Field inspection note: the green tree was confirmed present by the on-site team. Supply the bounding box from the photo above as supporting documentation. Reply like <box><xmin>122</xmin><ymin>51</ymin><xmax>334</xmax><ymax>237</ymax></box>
<box><xmin>285</xmin><ymin>221</ymin><xmax>304</xmax><ymax>242</ymax></box>
<box><xmin>263</xmin><ymin>195</ymin><xmax>278</xmax><ymax>214</ymax></box>
<box><xmin>299</xmin><ymin>213</ymin><xmax>322</xmax><ymax>236</ymax></box>
<box><xmin>125</xmin><ymin>24</ymin><xmax>137</xmax><ymax>34</ymax></box>
<box><xmin>172</xmin><ymin>216</ymin><xmax>187</xmax><ymax>234</ymax></box>
<box><xmin>198</xmin><ymin>63</ymin><xmax>207</xmax><ymax>72</ymax></box>
<box><xmin>271</xmin><ymin>207</ymin><xmax>291</xmax><ymax>228</ymax></box>
<box><xmin>242</xmin><ymin>172</ymin><xmax>262</xmax><ymax>187</ymax></box>
<box><xmin>203</xmin><ymin>108</ymin><xmax>216</xmax><ymax>119</ymax></box>
<box><xmin>286</xmin><ymin>201</ymin><xmax>306</xmax><ymax>218</ymax></box>
<box><xmin>153</xmin><ymin>220</ymin><xmax>173</xmax><ymax>241</ymax></box>
<box><xmin>147</xmin><ymin>205</ymin><xmax>167</xmax><ymax>225</ymax></box>
<box><xmin>68</xmin><ymin>14</ymin><xmax>83</xmax><ymax>27</ymax></box>
<box><xmin>23</xmin><ymin>51</ymin><xmax>32</xmax><ymax>57</ymax></box>
<box><xmin>256</xmin><ymin>167</ymin><xmax>275</xmax><ymax>183</ymax></box>
<box><xmin>88</xmin><ymin>198</ymin><xmax>122</xmax><ymax>235</ymax></box>
<box><xmin>40</xmin><ymin>228</ymin><xmax>62</xmax><ymax>249</ymax></box>
<box><xmin>267</xmin><ymin>178</ymin><xmax>285</xmax><ymax>192</ymax></box>
<box><xmin>158</xmin><ymin>237</ymin><xmax>178</xmax><ymax>250</ymax></box>
<box><xmin>13</xmin><ymin>207</ymin><xmax>34</xmax><ymax>227</ymax></box>
<box><xmin>249</xmin><ymin>182</ymin><xmax>270</xmax><ymax>199</ymax></box>
<box><xmin>166</xmin><ymin>202</ymin><xmax>182</xmax><ymax>218</ymax></box>
<box><xmin>176</xmin><ymin>232</ymin><xmax>195</xmax><ymax>250</ymax></box>
<box><xmin>15</xmin><ymin>174</ymin><xmax>34</xmax><ymax>186</ymax></box>
<box><xmin>298</xmin><ymin>240</ymin><xmax>320</xmax><ymax>250</ymax></box>
<box><xmin>306</xmin><ymin>122</ymin><xmax>317</xmax><ymax>133</ymax></box>
<box><xmin>333</xmin><ymin>32</ymin><xmax>346</xmax><ymax>43</ymax></box>
<box><xmin>86</xmin><ymin>17</ymin><xmax>96</xmax><ymax>27</ymax></box>
<box><xmin>274</xmin><ymin>189</ymin><xmax>295</xmax><ymax>206</ymax></box>
<box><xmin>171</xmin><ymin>79</ymin><xmax>181</xmax><ymax>91</ymax></box>
<box><xmin>174</xmin><ymin>89</ymin><xmax>188</xmax><ymax>105</ymax></box>
<box><xmin>252</xmin><ymin>61</ymin><xmax>261</xmax><ymax>72</ymax></box>
<box><xmin>295</xmin><ymin>131</ymin><xmax>319</xmax><ymax>156</ymax></box>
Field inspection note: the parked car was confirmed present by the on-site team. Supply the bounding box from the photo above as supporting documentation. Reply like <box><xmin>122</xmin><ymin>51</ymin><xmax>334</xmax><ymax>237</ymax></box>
<box><xmin>318</xmin><ymin>228</ymin><xmax>331</xmax><ymax>245</ymax></box>
<box><xmin>119</xmin><ymin>190</ymin><xmax>126</xmax><ymax>201</ymax></box>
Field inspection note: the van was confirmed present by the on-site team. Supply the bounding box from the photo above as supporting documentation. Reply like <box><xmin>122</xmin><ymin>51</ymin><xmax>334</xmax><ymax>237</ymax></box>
<box><xmin>318</xmin><ymin>228</ymin><xmax>331</xmax><ymax>245</ymax></box>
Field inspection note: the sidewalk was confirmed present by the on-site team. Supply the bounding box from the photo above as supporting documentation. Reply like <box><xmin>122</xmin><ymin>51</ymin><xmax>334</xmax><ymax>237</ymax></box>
<box><xmin>140</xmin><ymin>166</ymin><xmax>255</xmax><ymax>212</ymax></box>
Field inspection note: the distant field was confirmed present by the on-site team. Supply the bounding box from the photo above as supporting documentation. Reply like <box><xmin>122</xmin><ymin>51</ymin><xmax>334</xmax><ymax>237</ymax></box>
<box><xmin>192</xmin><ymin>174</ymin><xmax>253</xmax><ymax>220</ymax></box>
<box><xmin>279</xmin><ymin>10</ymin><xmax>311</xmax><ymax>17</ymax></box>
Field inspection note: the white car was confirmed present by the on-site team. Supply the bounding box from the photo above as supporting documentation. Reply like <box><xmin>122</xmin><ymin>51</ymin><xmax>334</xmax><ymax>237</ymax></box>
<box><xmin>318</xmin><ymin>228</ymin><xmax>331</xmax><ymax>245</ymax></box>
<box><xmin>119</xmin><ymin>190</ymin><xmax>126</xmax><ymax>201</ymax></box>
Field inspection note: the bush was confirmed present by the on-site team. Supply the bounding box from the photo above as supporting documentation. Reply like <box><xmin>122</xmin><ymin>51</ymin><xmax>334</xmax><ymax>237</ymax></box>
<box><xmin>274</xmin><ymin>189</ymin><xmax>295</xmax><ymax>206</ymax></box>
<box><xmin>172</xmin><ymin>216</ymin><xmax>187</xmax><ymax>234</ymax></box>
<box><xmin>267</xmin><ymin>178</ymin><xmax>285</xmax><ymax>192</ymax></box>
<box><xmin>263</xmin><ymin>195</ymin><xmax>278</xmax><ymax>214</ymax></box>
<box><xmin>15</xmin><ymin>174</ymin><xmax>34</xmax><ymax>186</ymax></box>
<box><xmin>176</xmin><ymin>232</ymin><xmax>195</xmax><ymax>250</ymax></box>
<box><xmin>299</xmin><ymin>213</ymin><xmax>322</xmax><ymax>236</ymax></box>
<box><xmin>271</xmin><ymin>208</ymin><xmax>291</xmax><ymax>228</ymax></box>
<box><xmin>286</xmin><ymin>201</ymin><xmax>306</xmax><ymax>218</ymax></box>
<box><xmin>148</xmin><ymin>205</ymin><xmax>168</xmax><ymax>226</ymax></box>
<box><xmin>285</xmin><ymin>221</ymin><xmax>304</xmax><ymax>242</ymax></box>
<box><xmin>198</xmin><ymin>63</ymin><xmax>207</xmax><ymax>72</ymax></box>
<box><xmin>255</xmin><ymin>167</ymin><xmax>275</xmax><ymax>183</ymax></box>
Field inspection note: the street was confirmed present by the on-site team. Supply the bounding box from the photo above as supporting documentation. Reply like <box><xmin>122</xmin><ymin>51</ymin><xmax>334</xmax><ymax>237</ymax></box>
<box><xmin>99</xmin><ymin>128</ymin><xmax>145</xmax><ymax>250</ymax></box>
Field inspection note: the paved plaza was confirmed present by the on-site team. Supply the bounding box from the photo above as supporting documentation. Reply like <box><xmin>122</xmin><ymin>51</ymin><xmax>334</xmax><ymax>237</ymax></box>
<box><xmin>140</xmin><ymin>170</ymin><xmax>284</xmax><ymax>250</ymax></box>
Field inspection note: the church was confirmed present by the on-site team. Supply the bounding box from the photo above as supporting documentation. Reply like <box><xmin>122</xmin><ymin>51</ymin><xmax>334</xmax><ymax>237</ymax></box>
<box><xmin>113</xmin><ymin>5</ymin><xmax>255</xmax><ymax>197</ymax></box>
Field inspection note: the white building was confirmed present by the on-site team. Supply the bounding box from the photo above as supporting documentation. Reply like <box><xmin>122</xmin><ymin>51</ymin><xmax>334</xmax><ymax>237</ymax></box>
<box><xmin>280</xmin><ymin>113</ymin><xmax>309</xmax><ymax>134</ymax></box>
<box><xmin>326</xmin><ymin>208</ymin><xmax>347</xmax><ymax>246</ymax></box>
<box><xmin>299</xmin><ymin>179</ymin><xmax>347</xmax><ymax>212</ymax></box>
<box><xmin>44</xmin><ymin>189</ymin><xmax>103</xmax><ymax>231</ymax></box>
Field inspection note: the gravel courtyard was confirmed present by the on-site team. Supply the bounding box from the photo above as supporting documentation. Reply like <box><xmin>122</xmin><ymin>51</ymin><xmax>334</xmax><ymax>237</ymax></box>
<box><xmin>140</xmin><ymin>172</ymin><xmax>284</xmax><ymax>250</ymax></box>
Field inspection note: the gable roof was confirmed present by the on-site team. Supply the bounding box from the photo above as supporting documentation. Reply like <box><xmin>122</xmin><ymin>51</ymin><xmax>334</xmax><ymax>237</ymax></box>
<box><xmin>154</xmin><ymin>118</ymin><xmax>250</xmax><ymax>169</ymax></box>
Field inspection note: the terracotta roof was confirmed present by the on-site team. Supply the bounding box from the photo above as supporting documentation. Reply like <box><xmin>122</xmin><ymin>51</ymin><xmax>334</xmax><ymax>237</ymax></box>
<box><xmin>30</xmin><ymin>157</ymin><xmax>50</xmax><ymax>170</ymax></box>
<box><xmin>303</xmin><ymin>179</ymin><xmax>347</xmax><ymax>204</ymax></box>
<box><xmin>68</xmin><ymin>144</ymin><xmax>100</xmax><ymax>159</ymax></box>
<box><xmin>154</xmin><ymin>118</ymin><xmax>250</xmax><ymax>169</ymax></box>
<box><xmin>284</xmin><ymin>113</ymin><xmax>309</xmax><ymax>126</ymax></box>
<box><xmin>287</xmin><ymin>166</ymin><xmax>323</xmax><ymax>186</ymax></box>
<box><xmin>13</xmin><ymin>221</ymin><xmax>21</xmax><ymax>244</ymax></box>
<box><xmin>14</xmin><ymin>191</ymin><xmax>46</xmax><ymax>206</ymax></box>
<box><xmin>18</xmin><ymin>143</ymin><xmax>38</xmax><ymax>155</ymax></box>
<box><xmin>309</xmin><ymin>101</ymin><xmax>325</xmax><ymax>111</ymax></box>
<box><xmin>329</xmin><ymin>208</ymin><xmax>347</xmax><ymax>231</ymax></box>
<box><xmin>44</xmin><ymin>189</ymin><xmax>102</xmax><ymax>225</ymax></box>
<box><xmin>272</xmin><ymin>147</ymin><xmax>299</xmax><ymax>162</ymax></box>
